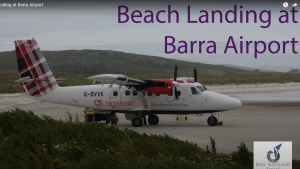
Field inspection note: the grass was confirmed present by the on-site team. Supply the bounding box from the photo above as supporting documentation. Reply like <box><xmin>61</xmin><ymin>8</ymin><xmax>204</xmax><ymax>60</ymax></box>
<box><xmin>1</xmin><ymin>73</ymin><xmax>300</xmax><ymax>94</ymax></box>
<box><xmin>0</xmin><ymin>83</ymin><xmax>21</xmax><ymax>93</ymax></box>
<box><xmin>0</xmin><ymin>109</ymin><xmax>299</xmax><ymax>169</ymax></box>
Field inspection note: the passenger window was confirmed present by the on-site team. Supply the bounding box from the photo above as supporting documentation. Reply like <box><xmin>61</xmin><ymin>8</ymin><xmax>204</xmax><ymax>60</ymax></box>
<box><xmin>191</xmin><ymin>87</ymin><xmax>198</xmax><ymax>95</ymax></box>
<box><xmin>113</xmin><ymin>91</ymin><xmax>118</xmax><ymax>96</ymax></box>
<box><xmin>125</xmin><ymin>90</ymin><xmax>130</xmax><ymax>96</ymax></box>
<box><xmin>133</xmin><ymin>90</ymin><xmax>137</xmax><ymax>96</ymax></box>
<box><xmin>148</xmin><ymin>92</ymin><xmax>152</xmax><ymax>96</ymax></box>
<box><xmin>155</xmin><ymin>93</ymin><xmax>160</xmax><ymax>96</ymax></box>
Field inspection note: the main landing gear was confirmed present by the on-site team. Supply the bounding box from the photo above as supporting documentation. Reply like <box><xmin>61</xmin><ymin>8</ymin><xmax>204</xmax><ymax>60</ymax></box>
<box><xmin>148</xmin><ymin>114</ymin><xmax>159</xmax><ymax>125</ymax></box>
<box><xmin>132</xmin><ymin>116</ymin><xmax>143</xmax><ymax>127</ymax></box>
<box><xmin>131</xmin><ymin>114</ymin><xmax>159</xmax><ymax>127</ymax></box>
<box><xmin>207</xmin><ymin>113</ymin><xmax>223</xmax><ymax>126</ymax></box>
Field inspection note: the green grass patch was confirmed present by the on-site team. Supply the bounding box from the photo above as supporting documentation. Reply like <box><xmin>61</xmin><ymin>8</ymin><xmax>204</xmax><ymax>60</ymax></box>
<box><xmin>0</xmin><ymin>109</ymin><xmax>299</xmax><ymax>169</ymax></box>
<box><xmin>0</xmin><ymin>83</ymin><xmax>22</xmax><ymax>93</ymax></box>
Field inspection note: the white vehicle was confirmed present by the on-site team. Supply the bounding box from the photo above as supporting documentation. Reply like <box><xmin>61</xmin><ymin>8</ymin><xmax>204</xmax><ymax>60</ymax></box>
<box><xmin>14</xmin><ymin>38</ymin><xmax>241</xmax><ymax>127</ymax></box>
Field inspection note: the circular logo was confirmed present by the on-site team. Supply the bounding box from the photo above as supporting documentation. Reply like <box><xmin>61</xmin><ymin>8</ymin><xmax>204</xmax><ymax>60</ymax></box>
<box><xmin>283</xmin><ymin>2</ymin><xmax>288</xmax><ymax>8</ymax></box>
<box><xmin>266</xmin><ymin>150</ymin><xmax>280</xmax><ymax>163</ymax></box>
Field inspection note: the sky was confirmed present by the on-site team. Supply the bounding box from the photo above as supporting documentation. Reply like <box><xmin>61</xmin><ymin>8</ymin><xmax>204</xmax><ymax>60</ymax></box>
<box><xmin>0</xmin><ymin>0</ymin><xmax>299</xmax><ymax>72</ymax></box>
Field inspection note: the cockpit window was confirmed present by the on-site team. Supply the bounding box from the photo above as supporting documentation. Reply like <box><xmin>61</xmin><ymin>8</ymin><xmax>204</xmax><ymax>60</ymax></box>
<box><xmin>196</xmin><ymin>86</ymin><xmax>206</xmax><ymax>92</ymax></box>
<box><xmin>191</xmin><ymin>87</ymin><xmax>200</xmax><ymax>95</ymax></box>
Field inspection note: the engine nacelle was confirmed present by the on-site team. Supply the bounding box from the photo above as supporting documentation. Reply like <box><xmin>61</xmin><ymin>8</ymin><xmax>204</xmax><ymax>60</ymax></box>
<box><xmin>144</xmin><ymin>79</ymin><xmax>173</xmax><ymax>94</ymax></box>
<box><xmin>144</xmin><ymin>86</ymin><xmax>172</xmax><ymax>94</ymax></box>
<box><xmin>176</xmin><ymin>80</ymin><xmax>194</xmax><ymax>83</ymax></box>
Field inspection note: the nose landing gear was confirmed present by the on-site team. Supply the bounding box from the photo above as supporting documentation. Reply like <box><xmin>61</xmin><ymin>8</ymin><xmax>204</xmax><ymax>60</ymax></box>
<box><xmin>207</xmin><ymin>113</ymin><xmax>223</xmax><ymax>126</ymax></box>
<box><xmin>207</xmin><ymin>115</ymin><xmax>217</xmax><ymax>126</ymax></box>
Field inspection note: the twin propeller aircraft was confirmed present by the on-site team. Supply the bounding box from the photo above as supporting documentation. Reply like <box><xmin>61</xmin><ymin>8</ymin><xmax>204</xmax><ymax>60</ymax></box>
<box><xmin>14</xmin><ymin>38</ymin><xmax>241</xmax><ymax>127</ymax></box>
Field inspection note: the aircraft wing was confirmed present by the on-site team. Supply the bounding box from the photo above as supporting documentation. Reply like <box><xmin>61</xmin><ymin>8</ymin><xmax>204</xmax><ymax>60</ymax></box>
<box><xmin>87</xmin><ymin>74</ymin><xmax>170</xmax><ymax>90</ymax></box>
<box><xmin>87</xmin><ymin>74</ymin><xmax>146</xmax><ymax>86</ymax></box>
<box><xmin>87</xmin><ymin>74</ymin><xmax>173</xmax><ymax>109</ymax></box>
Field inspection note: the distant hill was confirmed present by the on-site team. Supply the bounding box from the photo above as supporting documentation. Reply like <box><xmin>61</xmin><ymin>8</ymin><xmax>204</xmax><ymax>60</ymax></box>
<box><xmin>0</xmin><ymin>50</ymin><xmax>264</xmax><ymax>76</ymax></box>
<box><xmin>220</xmin><ymin>64</ymin><xmax>278</xmax><ymax>73</ymax></box>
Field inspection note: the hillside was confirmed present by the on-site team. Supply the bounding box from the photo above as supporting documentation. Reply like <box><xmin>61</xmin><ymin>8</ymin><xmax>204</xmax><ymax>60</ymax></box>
<box><xmin>219</xmin><ymin>64</ymin><xmax>278</xmax><ymax>73</ymax></box>
<box><xmin>0</xmin><ymin>50</ymin><xmax>259</xmax><ymax>76</ymax></box>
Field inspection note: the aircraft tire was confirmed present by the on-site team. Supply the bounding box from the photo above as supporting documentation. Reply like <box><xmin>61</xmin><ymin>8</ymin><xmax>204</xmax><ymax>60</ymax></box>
<box><xmin>148</xmin><ymin>114</ymin><xmax>159</xmax><ymax>125</ymax></box>
<box><xmin>132</xmin><ymin>117</ymin><xmax>143</xmax><ymax>127</ymax></box>
<box><xmin>207</xmin><ymin>116</ymin><xmax>218</xmax><ymax>126</ymax></box>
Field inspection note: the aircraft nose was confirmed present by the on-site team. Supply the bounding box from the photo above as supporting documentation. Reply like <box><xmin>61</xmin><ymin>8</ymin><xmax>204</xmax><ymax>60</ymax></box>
<box><xmin>227</xmin><ymin>97</ymin><xmax>242</xmax><ymax>110</ymax></box>
<box><xmin>205</xmin><ymin>91</ymin><xmax>242</xmax><ymax>110</ymax></box>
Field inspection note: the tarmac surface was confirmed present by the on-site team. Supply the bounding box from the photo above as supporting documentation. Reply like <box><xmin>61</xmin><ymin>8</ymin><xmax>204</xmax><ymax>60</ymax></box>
<box><xmin>0</xmin><ymin>94</ymin><xmax>300</xmax><ymax>158</ymax></box>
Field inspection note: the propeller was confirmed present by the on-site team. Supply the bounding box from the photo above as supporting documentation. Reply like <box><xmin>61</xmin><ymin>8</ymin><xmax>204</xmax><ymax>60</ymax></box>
<box><xmin>174</xmin><ymin>65</ymin><xmax>178</xmax><ymax>81</ymax></box>
<box><xmin>193</xmin><ymin>66</ymin><xmax>197</xmax><ymax>82</ymax></box>
<box><xmin>173</xmin><ymin>65</ymin><xmax>179</xmax><ymax>100</ymax></box>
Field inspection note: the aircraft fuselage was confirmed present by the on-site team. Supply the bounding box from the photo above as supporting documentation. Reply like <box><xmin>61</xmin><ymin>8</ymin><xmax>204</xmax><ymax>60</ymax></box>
<box><xmin>30</xmin><ymin>83</ymin><xmax>241</xmax><ymax>114</ymax></box>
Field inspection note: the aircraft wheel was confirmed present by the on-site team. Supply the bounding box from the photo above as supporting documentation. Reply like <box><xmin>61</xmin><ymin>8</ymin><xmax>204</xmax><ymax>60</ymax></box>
<box><xmin>185</xmin><ymin>117</ymin><xmax>187</xmax><ymax>120</ymax></box>
<box><xmin>207</xmin><ymin>116</ymin><xmax>218</xmax><ymax>126</ymax></box>
<box><xmin>148</xmin><ymin>114</ymin><xmax>159</xmax><ymax>125</ymax></box>
<box><xmin>132</xmin><ymin>117</ymin><xmax>143</xmax><ymax>127</ymax></box>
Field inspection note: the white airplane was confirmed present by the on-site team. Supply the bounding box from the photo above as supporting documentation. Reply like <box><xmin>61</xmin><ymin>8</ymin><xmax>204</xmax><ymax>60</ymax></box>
<box><xmin>14</xmin><ymin>38</ymin><xmax>241</xmax><ymax>127</ymax></box>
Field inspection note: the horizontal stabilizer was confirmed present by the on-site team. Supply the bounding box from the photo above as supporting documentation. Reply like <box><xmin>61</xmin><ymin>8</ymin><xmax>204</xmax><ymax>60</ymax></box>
<box><xmin>55</xmin><ymin>78</ymin><xmax>65</xmax><ymax>82</ymax></box>
<box><xmin>15</xmin><ymin>77</ymin><xmax>65</xmax><ymax>83</ymax></box>
<box><xmin>14</xmin><ymin>76</ymin><xmax>33</xmax><ymax>83</ymax></box>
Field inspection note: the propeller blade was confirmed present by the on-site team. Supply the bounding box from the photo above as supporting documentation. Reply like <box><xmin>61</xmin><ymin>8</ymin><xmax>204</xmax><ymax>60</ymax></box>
<box><xmin>193</xmin><ymin>66</ymin><xmax>197</xmax><ymax>82</ymax></box>
<box><xmin>174</xmin><ymin>87</ymin><xmax>179</xmax><ymax>100</ymax></box>
<box><xmin>174</xmin><ymin>65</ymin><xmax>178</xmax><ymax>81</ymax></box>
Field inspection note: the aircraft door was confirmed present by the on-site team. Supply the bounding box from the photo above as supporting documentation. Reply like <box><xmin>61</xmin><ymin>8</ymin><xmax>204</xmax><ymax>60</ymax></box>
<box><xmin>110</xmin><ymin>90</ymin><xmax>121</xmax><ymax>108</ymax></box>
<box><xmin>166</xmin><ymin>88</ymin><xmax>175</xmax><ymax>102</ymax></box>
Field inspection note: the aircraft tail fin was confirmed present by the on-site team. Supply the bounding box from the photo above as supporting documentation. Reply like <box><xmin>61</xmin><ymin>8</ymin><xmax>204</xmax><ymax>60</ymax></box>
<box><xmin>14</xmin><ymin>38</ymin><xmax>59</xmax><ymax>97</ymax></box>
